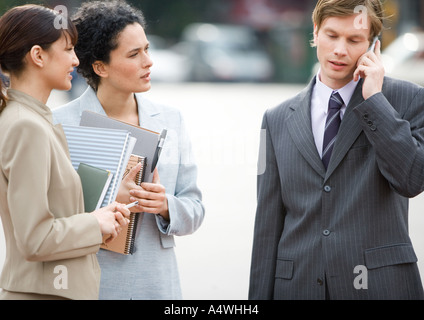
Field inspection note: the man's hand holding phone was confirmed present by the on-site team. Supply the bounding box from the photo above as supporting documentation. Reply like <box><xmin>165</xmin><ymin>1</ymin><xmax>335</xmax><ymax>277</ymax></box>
<box><xmin>353</xmin><ymin>37</ymin><xmax>385</xmax><ymax>100</ymax></box>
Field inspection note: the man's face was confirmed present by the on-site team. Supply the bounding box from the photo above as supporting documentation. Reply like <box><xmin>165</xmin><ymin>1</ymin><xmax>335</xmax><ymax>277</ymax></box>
<box><xmin>314</xmin><ymin>14</ymin><xmax>371</xmax><ymax>89</ymax></box>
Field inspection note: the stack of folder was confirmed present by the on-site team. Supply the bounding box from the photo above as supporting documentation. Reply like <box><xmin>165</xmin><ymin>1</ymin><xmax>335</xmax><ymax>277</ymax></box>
<box><xmin>62</xmin><ymin>112</ymin><xmax>167</xmax><ymax>255</ymax></box>
<box><xmin>62</xmin><ymin>125</ymin><xmax>136</xmax><ymax>208</ymax></box>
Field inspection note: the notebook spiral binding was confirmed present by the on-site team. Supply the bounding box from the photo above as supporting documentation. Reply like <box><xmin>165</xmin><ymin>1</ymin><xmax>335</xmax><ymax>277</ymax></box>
<box><xmin>125</xmin><ymin>156</ymin><xmax>147</xmax><ymax>255</ymax></box>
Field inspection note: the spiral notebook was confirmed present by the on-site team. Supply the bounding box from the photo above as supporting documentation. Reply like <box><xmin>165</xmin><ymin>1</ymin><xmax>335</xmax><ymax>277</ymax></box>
<box><xmin>101</xmin><ymin>155</ymin><xmax>147</xmax><ymax>255</ymax></box>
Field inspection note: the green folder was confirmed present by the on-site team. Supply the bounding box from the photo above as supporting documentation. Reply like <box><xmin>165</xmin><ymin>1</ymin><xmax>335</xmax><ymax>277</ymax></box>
<box><xmin>77</xmin><ymin>163</ymin><xmax>113</xmax><ymax>212</ymax></box>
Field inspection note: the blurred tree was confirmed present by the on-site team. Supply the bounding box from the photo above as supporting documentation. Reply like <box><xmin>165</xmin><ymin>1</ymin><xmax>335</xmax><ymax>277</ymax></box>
<box><xmin>0</xmin><ymin>0</ymin><xmax>81</xmax><ymax>14</ymax></box>
<box><xmin>2</xmin><ymin>0</ymin><xmax>422</xmax><ymax>83</ymax></box>
<box><xmin>0</xmin><ymin>0</ymin><xmax>226</xmax><ymax>40</ymax></box>
<box><xmin>128</xmin><ymin>0</ymin><xmax>227</xmax><ymax>40</ymax></box>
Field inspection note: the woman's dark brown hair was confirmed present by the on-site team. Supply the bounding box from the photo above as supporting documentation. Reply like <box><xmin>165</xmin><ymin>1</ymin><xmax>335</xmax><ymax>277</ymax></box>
<box><xmin>71</xmin><ymin>0</ymin><xmax>146</xmax><ymax>90</ymax></box>
<box><xmin>0</xmin><ymin>4</ymin><xmax>78</xmax><ymax>112</ymax></box>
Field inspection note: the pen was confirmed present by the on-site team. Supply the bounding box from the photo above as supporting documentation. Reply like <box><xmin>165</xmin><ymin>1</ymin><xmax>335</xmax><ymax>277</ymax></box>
<box><xmin>151</xmin><ymin>129</ymin><xmax>167</xmax><ymax>173</ymax></box>
<box><xmin>125</xmin><ymin>201</ymin><xmax>139</xmax><ymax>209</ymax></box>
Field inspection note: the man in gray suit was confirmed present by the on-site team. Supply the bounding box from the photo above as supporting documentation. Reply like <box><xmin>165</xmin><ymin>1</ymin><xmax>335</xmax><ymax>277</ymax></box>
<box><xmin>249</xmin><ymin>0</ymin><xmax>424</xmax><ymax>300</ymax></box>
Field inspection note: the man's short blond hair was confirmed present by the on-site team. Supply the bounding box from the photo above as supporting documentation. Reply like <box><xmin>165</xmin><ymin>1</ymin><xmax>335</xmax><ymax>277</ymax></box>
<box><xmin>312</xmin><ymin>0</ymin><xmax>385</xmax><ymax>45</ymax></box>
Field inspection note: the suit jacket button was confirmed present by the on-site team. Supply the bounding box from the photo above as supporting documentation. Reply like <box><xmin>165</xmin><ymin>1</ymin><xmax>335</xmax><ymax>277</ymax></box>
<box><xmin>323</xmin><ymin>229</ymin><xmax>331</xmax><ymax>236</ymax></box>
<box><xmin>367</xmin><ymin>120</ymin><xmax>377</xmax><ymax>131</ymax></box>
<box><xmin>317</xmin><ymin>278</ymin><xmax>324</xmax><ymax>286</ymax></box>
<box><xmin>324</xmin><ymin>186</ymin><xmax>332</xmax><ymax>192</ymax></box>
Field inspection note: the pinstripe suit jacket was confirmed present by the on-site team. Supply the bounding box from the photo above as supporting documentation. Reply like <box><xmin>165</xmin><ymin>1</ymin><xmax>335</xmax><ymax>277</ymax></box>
<box><xmin>249</xmin><ymin>76</ymin><xmax>424</xmax><ymax>300</ymax></box>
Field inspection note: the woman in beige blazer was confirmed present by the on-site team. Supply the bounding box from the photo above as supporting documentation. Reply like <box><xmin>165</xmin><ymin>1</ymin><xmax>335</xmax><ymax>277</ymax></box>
<box><xmin>0</xmin><ymin>5</ymin><xmax>130</xmax><ymax>300</ymax></box>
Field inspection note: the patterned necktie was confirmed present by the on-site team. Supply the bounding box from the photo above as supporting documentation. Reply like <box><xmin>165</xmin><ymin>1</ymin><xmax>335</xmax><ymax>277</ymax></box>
<box><xmin>322</xmin><ymin>91</ymin><xmax>344</xmax><ymax>170</ymax></box>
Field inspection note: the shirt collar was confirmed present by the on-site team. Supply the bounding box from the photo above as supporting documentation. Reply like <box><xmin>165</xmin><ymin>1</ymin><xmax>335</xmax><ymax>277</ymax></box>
<box><xmin>315</xmin><ymin>70</ymin><xmax>359</xmax><ymax>113</ymax></box>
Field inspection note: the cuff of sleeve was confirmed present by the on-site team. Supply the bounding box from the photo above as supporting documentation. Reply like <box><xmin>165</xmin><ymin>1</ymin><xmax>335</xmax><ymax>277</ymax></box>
<box><xmin>83</xmin><ymin>213</ymin><xmax>104</xmax><ymax>246</ymax></box>
<box><xmin>155</xmin><ymin>214</ymin><xmax>170</xmax><ymax>234</ymax></box>
<box><xmin>155</xmin><ymin>194</ymin><xmax>180</xmax><ymax>235</ymax></box>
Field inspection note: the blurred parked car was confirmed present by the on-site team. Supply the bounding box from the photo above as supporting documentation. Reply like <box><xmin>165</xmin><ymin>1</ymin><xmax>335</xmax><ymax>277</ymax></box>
<box><xmin>381</xmin><ymin>31</ymin><xmax>424</xmax><ymax>86</ymax></box>
<box><xmin>148</xmin><ymin>35</ymin><xmax>190</xmax><ymax>82</ymax></box>
<box><xmin>175</xmin><ymin>23</ymin><xmax>274</xmax><ymax>82</ymax></box>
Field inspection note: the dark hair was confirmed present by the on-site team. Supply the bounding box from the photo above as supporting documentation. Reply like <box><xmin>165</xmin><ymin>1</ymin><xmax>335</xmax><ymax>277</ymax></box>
<box><xmin>0</xmin><ymin>4</ymin><xmax>77</xmax><ymax>112</ymax></box>
<box><xmin>72</xmin><ymin>0</ymin><xmax>146</xmax><ymax>90</ymax></box>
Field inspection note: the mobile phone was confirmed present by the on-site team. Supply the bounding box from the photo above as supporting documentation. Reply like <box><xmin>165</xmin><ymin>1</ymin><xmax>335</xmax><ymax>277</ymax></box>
<box><xmin>368</xmin><ymin>36</ymin><xmax>378</xmax><ymax>52</ymax></box>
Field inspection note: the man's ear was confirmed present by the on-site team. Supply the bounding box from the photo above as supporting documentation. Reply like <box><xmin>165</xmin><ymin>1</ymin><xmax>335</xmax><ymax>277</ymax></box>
<box><xmin>28</xmin><ymin>45</ymin><xmax>45</xmax><ymax>68</ymax></box>
<box><xmin>92</xmin><ymin>61</ymin><xmax>108</xmax><ymax>78</ymax></box>
<box><xmin>312</xmin><ymin>24</ymin><xmax>319</xmax><ymax>46</ymax></box>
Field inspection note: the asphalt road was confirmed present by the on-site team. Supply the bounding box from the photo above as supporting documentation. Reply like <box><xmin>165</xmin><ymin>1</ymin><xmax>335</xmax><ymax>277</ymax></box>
<box><xmin>0</xmin><ymin>82</ymin><xmax>423</xmax><ymax>300</ymax></box>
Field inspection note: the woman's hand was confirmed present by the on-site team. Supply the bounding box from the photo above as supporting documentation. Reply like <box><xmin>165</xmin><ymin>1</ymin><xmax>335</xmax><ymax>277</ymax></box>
<box><xmin>129</xmin><ymin>168</ymin><xmax>169</xmax><ymax>221</ymax></box>
<box><xmin>91</xmin><ymin>202</ymin><xmax>131</xmax><ymax>243</ymax></box>
<box><xmin>116</xmin><ymin>162</ymin><xmax>144</xmax><ymax>212</ymax></box>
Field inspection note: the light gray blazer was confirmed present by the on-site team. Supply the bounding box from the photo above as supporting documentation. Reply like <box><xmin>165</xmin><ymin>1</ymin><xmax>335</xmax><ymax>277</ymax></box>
<box><xmin>249</xmin><ymin>77</ymin><xmax>424</xmax><ymax>300</ymax></box>
<box><xmin>53</xmin><ymin>86</ymin><xmax>205</xmax><ymax>299</ymax></box>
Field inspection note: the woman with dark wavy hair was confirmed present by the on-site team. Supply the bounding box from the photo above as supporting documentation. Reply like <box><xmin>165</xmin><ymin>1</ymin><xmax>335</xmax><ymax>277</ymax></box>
<box><xmin>53</xmin><ymin>1</ymin><xmax>205</xmax><ymax>300</ymax></box>
<box><xmin>0</xmin><ymin>4</ymin><xmax>130</xmax><ymax>300</ymax></box>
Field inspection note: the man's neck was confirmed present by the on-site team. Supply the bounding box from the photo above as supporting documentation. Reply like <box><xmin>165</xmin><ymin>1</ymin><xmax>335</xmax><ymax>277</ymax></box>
<box><xmin>318</xmin><ymin>72</ymin><xmax>354</xmax><ymax>91</ymax></box>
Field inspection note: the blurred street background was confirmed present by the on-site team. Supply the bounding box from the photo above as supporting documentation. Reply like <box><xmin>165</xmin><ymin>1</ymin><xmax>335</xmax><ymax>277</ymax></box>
<box><xmin>1</xmin><ymin>0</ymin><xmax>424</xmax><ymax>300</ymax></box>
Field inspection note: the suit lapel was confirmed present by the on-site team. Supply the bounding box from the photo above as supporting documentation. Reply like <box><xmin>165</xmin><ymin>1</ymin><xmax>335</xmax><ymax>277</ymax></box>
<box><xmin>286</xmin><ymin>78</ymin><xmax>365</xmax><ymax>180</ymax></box>
<box><xmin>325</xmin><ymin>80</ymin><xmax>365</xmax><ymax>180</ymax></box>
<box><xmin>136</xmin><ymin>94</ymin><xmax>164</xmax><ymax>133</ymax></box>
<box><xmin>78</xmin><ymin>86</ymin><xmax>108</xmax><ymax>117</ymax></box>
<box><xmin>287</xmin><ymin>78</ymin><xmax>326</xmax><ymax>178</ymax></box>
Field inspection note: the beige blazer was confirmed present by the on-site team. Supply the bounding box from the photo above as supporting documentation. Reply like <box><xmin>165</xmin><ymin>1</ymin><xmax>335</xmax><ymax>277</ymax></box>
<box><xmin>0</xmin><ymin>89</ymin><xmax>103</xmax><ymax>300</ymax></box>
